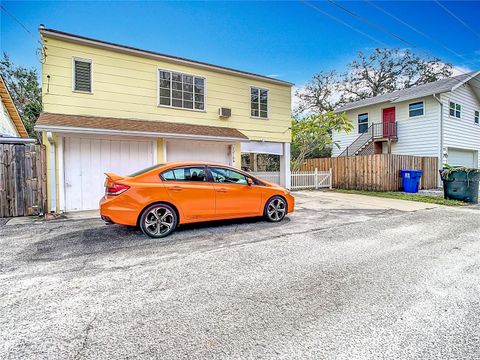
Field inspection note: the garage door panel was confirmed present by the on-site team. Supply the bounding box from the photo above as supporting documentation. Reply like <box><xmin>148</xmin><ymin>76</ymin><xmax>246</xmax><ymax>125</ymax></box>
<box><xmin>448</xmin><ymin>148</ymin><xmax>476</xmax><ymax>168</ymax></box>
<box><xmin>64</xmin><ymin>136</ymin><xmax>154</xmax><ymax>211</ymax></box>
<box><xmin>166</xmin><ymin>140</ymin><xmax>231</xmax><ymax>165</ymax></box>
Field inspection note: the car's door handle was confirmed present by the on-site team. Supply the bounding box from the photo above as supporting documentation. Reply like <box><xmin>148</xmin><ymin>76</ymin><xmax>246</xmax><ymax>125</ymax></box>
<box><xmin>216</xmin><ymin>188</ymin><xmax>228</xmax><ymax>193</ymax></box>
<box><xmin>171</xmin><ymin>186</ymin><xmax>183</xmax><ymax>192</ymax></box>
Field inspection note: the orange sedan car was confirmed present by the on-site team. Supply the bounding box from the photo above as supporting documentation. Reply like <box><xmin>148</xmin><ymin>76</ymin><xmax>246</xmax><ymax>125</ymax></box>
<box><xmin>100</xmin><ymin>162</ymin><xmax>294</xmax><ymax>238</ymax></box>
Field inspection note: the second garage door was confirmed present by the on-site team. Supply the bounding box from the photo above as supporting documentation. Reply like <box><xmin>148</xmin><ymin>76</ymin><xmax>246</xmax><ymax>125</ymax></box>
<box><xmin>448</xmin><ymin>148</ymin><xmax>477</xmax><ymax>168</ymax></box>
<box><xmin>63</xmin><ymin>136</ymin><xmax>155</xmax><ymax>211</ymax></box>
<box><xmin>166</xmin><ymin>139</ymin><xmax>232</xmax><ymax>165</ymax></box>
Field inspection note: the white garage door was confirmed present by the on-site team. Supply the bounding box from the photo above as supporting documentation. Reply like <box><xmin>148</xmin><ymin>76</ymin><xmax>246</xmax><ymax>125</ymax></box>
<box><xmin>166</xmin><ymin>139</ymin><xmax>232</xmax><ymax>165</ymax></box>
<box><xmin>448</xmin><ymin>148</ymin><xmax>477</xmax><ymax>168</ymax></box>
<box><xmin>63</xmin><ymin>136</ymin><xmax>155</xmax><ymax>211</ymax></box>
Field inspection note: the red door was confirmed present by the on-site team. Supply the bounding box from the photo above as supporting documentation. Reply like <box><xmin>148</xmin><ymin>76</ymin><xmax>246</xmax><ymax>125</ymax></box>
<box><xmin>382</xmin><ymin>107</ymin><xmax>396</xmax><ymax>138</ymax></box>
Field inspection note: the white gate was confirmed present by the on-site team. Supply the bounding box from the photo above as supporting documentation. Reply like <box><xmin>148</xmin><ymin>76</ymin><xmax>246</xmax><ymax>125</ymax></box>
<box><xmin>251</xmin><ymin>168</ymin><xmax>332</xmax><ymax>190</ymax></box>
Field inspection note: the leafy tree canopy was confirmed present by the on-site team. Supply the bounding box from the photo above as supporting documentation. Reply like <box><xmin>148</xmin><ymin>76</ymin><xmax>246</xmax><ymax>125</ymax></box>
<box><xmin>296</xmin><ymin>48</ymin><xmax>453</xmax><ymax>115</ymax></box>
<box><xmin>291</xmin><ymin>112</ymin><xmax>353</xmax><ymax>172</ymax></box>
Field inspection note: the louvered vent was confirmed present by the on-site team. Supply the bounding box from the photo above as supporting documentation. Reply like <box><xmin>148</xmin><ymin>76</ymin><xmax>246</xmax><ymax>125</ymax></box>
<box><xmin>74</xmin><ymin>60</ymin><xmax>92</xmax><ymax>92</ymax></box>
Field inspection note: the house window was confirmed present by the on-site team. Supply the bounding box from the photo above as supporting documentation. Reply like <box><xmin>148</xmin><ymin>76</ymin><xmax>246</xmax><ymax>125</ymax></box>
<box><xmin>251</xmin><ymin>87</ymin><xmax>268</xmax><ymax>118</ymax></box>
<box><xmin>449</xmin><ymin>101</ymin><xmax>461</xmax><ymax>118</ymax></box>
<box><xmin>475</xmin><ymin>110</ymin><xmax>479</xmax><ymax>124</ymax></box>
<box><xmin>158</xmin><ymin>70</ymin><xmax>205</xmax><ymax>110</ymax></box>
<box><xmin>358</xmin><ymin>113</ymin><xmax>368</xmax><ymax>133</ymax></box>
<box><xmin>73</xmin><ymin>58</ymin><xmax>92</xmax><ymax>92</ymax></box>
<box><xmin>409</xmin><ymin>101</ymin><xmax>424</xmax><ymax>117</ymax></box>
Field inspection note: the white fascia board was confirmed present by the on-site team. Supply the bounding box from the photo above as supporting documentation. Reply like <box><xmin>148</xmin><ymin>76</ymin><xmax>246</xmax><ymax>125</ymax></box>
<box><xmin>451</xmin><ymin>71</ymin><xmax>480</xmax><ymax>92</ymax></box>
<box><xmin>34</xmin><ymin>125</ymin><xmax>248</xmax><ymax>142</ymax></box>
<box><xmin>241</xmin><ymin>140</ymin><xmax>284</xmax><ymax>155</ymax></box>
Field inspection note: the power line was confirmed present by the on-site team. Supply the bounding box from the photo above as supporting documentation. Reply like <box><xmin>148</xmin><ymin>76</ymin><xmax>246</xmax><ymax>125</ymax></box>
<box><xmin>300</xmin><ymin>0</ymin><xmax>480</xmax><ymax>91</ymax></box>
<box><xmin>1</xmin><ymin>4</ymin><xmax>46</xmax><ymax>63</ymax></box>
<box><xmin>434</xmin><ymin>0</ymin><xmax>480</xmax><ymax>40</ymax></box>
<box><xmin>364</xmin><ymin>0</ymin><xmax>470</xmax><ymax>63</ymax></box>
<box><xmin>299</xmin><ymin>0</ymin><xmax>388</xmax><ymax>47</ymax></box>
<box><xmin>325</xmin><ymin>0</ymin><xmax>415</xmax><ymax>48</ymax></box>
<box><xmin>0</xmin><ymin>4</ymin><xmax>39</xmax><ymax>44</ymax></box>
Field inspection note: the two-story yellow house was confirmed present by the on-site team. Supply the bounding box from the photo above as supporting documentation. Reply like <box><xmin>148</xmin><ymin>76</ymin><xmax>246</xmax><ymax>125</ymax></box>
<box><xmin>35</xmin><ymin>27</ymin><xmax>293</xmax><ymax>212</ymax></box>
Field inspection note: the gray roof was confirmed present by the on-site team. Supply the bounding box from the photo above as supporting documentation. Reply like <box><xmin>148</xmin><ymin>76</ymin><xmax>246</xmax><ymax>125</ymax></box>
<box><xmin>336</xmin><ymin>71</ymin><xmax>480</xmax><ymax>113</ymax></box>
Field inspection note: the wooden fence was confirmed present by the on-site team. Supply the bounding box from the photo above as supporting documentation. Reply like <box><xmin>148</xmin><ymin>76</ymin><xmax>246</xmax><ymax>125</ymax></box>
<box><xmin>300</xmin><ymin>154</ymin><xmax>438</xmax><ymax>191</ymax></box>
<box><xmin>0</xmin><ymin>144</ymin><xmax>47</xmax><ymax>217</ymax></box>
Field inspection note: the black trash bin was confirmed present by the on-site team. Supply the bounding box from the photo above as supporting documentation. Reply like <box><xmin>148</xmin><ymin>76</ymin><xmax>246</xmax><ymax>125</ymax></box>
<box><xmin>440</xmin><ymin>167</ymin><xmax>480</xmax><ymax>204</ymax></box>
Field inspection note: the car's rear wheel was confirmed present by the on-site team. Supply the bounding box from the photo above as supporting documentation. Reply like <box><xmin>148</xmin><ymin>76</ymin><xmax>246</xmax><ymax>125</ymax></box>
<box><xmin>140</xmin><ymin>204</ymin><xmax>177</xmax><ymax>238</ymax></box>
<box><xmin>264</xmin><ymin>196</ymin><xmax>287</xmax><ymax>222</ymax></box>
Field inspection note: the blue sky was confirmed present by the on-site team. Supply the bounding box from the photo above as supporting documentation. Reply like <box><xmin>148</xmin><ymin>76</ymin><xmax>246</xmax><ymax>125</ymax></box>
<box><xmin>1</xmin><ymin>1</ymin><xmax>480</xmax><ymax>87</ymax></box>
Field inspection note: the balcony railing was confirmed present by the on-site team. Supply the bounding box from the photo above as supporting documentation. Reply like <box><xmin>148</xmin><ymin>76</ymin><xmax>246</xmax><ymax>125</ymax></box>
<box><xmin>372</xmin><ymin>122</ymin><xmax>397</xmax><ymax>139</ymax></box>
<box><xmin>339</xmin><ymin>122</ymin><xmax>397</xmax><ymax>157</ymax></box>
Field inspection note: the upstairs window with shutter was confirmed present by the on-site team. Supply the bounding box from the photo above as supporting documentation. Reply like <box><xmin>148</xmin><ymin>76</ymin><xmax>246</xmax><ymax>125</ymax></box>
<box><xmin>73</xmin><ymin>58</ymin><xmax>92</xmax><ymax>93</ymax></box>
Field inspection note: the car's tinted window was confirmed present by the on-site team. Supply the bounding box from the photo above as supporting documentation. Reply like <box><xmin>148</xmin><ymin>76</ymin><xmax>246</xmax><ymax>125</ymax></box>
<box><xmin>128</xmin><ymin>164</ymin><xmax>164</xmax><ymax>177</ymax></box>
<box><xmin>210</xmin><ymin>167</ymin><xmax>249</xmax><ymax>185</ymax></box>
<box><xmin>161</xmin><ymin>167</ymin><xmax>207</xmax><ymax>182</ymax></box>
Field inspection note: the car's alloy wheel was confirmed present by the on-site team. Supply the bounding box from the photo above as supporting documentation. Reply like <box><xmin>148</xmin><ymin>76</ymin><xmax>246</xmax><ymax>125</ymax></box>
<box><xmin>140</xmin><ymin>204</ymin><xmax>177</xmax><ymax>238</ymax></box>
<box><xmin>265</xmin><ymin>196</ymin><xmax>287</xmax><ymax>222</ymax></box>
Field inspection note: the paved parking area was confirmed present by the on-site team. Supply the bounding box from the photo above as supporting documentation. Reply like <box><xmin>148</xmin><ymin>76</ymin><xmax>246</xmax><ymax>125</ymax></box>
<box><xmin>0</xmin><ymin>191</ymin><xmax>479</xmax><ymax>359</ymax></box>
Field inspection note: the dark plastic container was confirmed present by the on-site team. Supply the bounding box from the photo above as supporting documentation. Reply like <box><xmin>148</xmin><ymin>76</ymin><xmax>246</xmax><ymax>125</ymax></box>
<box><xmin>400</xmin><ymin>170</ymin><xmax>423</xmax><ymax>193</ymax></box>
<box><xmin>440</xmin><ymin>169</ymin><xmax>480</xmax><ymax>204</ymax></box>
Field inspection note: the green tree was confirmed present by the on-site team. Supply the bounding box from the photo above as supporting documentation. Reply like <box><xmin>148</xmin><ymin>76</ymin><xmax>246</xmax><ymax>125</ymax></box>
<box><xmin>0</xmin><ymin>53</ymin><xmax>42</xmax><ymax>140</ymax></box>
<box><xmin>291</xmin><ymin>112</ymin><xmax>352</xmax><ymax>172</ymax></box>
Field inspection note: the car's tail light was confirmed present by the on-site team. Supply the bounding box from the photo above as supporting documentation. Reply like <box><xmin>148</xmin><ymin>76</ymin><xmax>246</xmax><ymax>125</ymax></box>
<box><xmin>106</xmin><ymin>183</ymin><xmax>130</xmax><ymax>196</ymax></box>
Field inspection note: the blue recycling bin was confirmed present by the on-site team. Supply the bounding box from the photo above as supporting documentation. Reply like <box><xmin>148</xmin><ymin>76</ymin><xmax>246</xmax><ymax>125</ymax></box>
<box><xmin>400</xmin><ymin>170</ymin><xmax>423</xmax><ymax>193</ymax></box>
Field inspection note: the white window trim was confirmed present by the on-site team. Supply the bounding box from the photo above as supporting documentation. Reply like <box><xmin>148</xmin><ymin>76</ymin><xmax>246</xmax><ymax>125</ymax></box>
<box><xmin>408</xmin><ymin>101</ymin><xmax>425</xmax><ymax>118</ymax></box>
<box><xmin>157</xmin><ymin>68</ymin><xmax>207</xmax><ymax>113</ymax></box>
<box><xmin>72</xmin><ymin>57</ymin><xmax>93</xmax><ymax>94</ymax></box>
<box><xmin>357</xmin><ymin>112</ymin><xmax>369</xmax><ymax>133</ymax></box>
<box><xmin>250</xmin><ymin>86</ymin><xmax>269</xmax><ymax>120</ymax></box>
<box><xmin>449</xmin><ymin>101</ymin><xmax>462</xmax><ymax>119</ymax></box>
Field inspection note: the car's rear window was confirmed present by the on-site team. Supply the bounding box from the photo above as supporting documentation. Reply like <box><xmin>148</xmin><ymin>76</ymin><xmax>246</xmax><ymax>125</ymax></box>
<box><xmin>128</xmin><ymin>164</ymin><xmax>164</xmax><ymax>177</ymax></box>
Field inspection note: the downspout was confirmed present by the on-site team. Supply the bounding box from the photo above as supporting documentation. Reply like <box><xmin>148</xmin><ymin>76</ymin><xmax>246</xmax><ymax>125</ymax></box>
<box><xmin>46</xmin><ymin>131</ymin><xmax>57</xmax><ymax>213</ymax></box>
<box><xmin>433</xmin><ymin>94</ymin><xmax>443</xmax><ymax>186</ymax></box>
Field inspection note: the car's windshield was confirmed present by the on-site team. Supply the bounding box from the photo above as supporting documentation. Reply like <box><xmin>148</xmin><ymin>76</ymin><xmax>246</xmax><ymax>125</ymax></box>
<box><xmin>128</xmin><ymin>164</ymin><xmax>164</xmax><ymax>177</ymax></box>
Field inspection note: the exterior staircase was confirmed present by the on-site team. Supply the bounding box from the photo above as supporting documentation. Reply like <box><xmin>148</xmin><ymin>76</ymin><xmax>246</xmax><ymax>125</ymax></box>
<box><xmin>339</xmin><ymin>122</ymin><xmax>397</xmax><ymax>157</ymax></box>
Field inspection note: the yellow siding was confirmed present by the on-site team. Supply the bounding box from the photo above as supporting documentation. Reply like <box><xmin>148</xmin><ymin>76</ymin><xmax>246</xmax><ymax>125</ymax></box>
<box><xmin>42</xmin><ymin>36</ymin><xmax>292</xmax><ymax>143</ymax></box>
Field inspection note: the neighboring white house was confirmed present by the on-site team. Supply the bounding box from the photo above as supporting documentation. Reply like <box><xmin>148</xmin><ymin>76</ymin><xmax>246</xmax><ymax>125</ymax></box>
<box><xmin>0</xmin><ymin>76</ymin><xmax>29</xmax><ymax>139</ymax></box>
<box><xmin>333</xmin><ymin>71</ymin><xmax>480</xmax><ymax>183</ymax></box>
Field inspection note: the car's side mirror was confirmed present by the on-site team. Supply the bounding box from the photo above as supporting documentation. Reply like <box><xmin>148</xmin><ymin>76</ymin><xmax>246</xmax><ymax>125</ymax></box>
<box><xmin>247</xmin><ymin>178</ymin><xmax>253</xmax><ymax>186</ymax></box>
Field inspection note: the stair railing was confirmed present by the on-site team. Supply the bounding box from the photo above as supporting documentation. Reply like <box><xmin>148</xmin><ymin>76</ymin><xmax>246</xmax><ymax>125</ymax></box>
<box><xmin>339</xmin><ymin>122</ymin><xmax>397</xmax><ymax>157</ymax></box>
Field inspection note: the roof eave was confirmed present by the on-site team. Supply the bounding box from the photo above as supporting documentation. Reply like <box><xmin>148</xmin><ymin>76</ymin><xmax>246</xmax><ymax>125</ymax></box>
<box><xmin>451</xmin><ymin>70</ymin><xmax>480</xmax><ymax>91</ymax></box>
<box><xmin>34</xmin><ymin>124</ymin><xmax>249</xmax><ymax>142</ymax></box>
<box><xmin>0</xmin><ymin>76</ymin><xmax>29</xmax><ymax>138</ymax></box>
<box><xmin>40</xmin><ymin>28</ymin><xmax>294</xmax><ymax>87</ymax></box>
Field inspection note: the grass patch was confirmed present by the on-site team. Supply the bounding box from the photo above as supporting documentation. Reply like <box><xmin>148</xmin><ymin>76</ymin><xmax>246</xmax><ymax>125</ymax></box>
<box><xmin>334</xmin><ymin>189</ymin><xmax>466</xmax><ymax>206</ymax></box>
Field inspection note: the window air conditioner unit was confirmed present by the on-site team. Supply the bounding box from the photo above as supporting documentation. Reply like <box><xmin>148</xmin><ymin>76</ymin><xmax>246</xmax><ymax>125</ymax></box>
<box><xmin>219</xmin><ymin>107</ymin><xmax>232</xmax><ymax>118</ymax></box>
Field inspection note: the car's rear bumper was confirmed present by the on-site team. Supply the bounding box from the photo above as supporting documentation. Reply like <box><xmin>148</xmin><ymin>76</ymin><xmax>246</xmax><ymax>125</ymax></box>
<box><xmin>99</xmin><ymin>195</ymin><xmax>140</xmax><ymax>226</ymax></box>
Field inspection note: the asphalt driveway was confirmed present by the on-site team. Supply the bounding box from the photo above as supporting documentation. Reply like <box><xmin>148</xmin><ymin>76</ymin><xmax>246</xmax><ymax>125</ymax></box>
<box><xmin>0</xmin><ymin>191</ymin><xmax>479</xmax><ymax>359</ymax></box>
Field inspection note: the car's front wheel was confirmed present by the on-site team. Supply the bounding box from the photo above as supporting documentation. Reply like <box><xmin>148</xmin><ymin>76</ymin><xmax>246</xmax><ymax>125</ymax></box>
<box><xmin>264</xmin><ymin>196</ymin><xmax>287</xmax><ymax>222</ymax></box>
<box><xmin>140</xmin><ymin>203</ymin><xmax>178</xmax><ymax>238</ymax></box>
